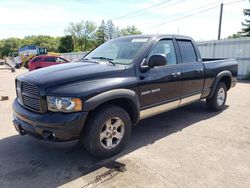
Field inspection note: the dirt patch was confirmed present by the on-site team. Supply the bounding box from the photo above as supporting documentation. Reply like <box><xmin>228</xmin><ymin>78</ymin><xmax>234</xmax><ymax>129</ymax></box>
<box><xmin>1</xmin><ymin>96</ymin><xmax>9</xmax><ymax>101</ymax></box>
<box><xmin>81</xmin><ymin>161</ymin><xmax>126</xmax><ymax>188</ymax></box>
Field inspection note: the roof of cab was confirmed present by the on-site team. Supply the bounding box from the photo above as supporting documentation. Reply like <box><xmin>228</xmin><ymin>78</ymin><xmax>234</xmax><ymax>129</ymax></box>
<box><xmin>117</xmin><ymin>34</ymin><xmax>193</xmax><ymax>41</ymax></box>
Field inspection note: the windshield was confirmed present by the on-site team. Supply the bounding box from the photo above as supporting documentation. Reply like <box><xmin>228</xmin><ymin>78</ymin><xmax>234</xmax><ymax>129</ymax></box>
<box><xmin>84</xmin><ymin>37</ymin><xmax>149</xmax><ymax>65</ymax></box>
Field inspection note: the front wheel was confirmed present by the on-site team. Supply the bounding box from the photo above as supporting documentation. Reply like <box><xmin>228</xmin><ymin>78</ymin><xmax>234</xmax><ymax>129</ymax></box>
<box><xmin>81</xmin><ymin>105</ymin><xmax>131</xmax><ymax>158</ymax></box>
<box><xmin>206</xmin><ymin>82</ymin><xmax>227</xmax><ymax>111</ymax></box>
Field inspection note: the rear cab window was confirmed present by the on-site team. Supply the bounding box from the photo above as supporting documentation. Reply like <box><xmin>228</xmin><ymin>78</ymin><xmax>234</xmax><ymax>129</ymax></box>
<box><xmin>177</xmin><ymin>40</ymin><xmax>197</xmax><ymax>63</ymax></box>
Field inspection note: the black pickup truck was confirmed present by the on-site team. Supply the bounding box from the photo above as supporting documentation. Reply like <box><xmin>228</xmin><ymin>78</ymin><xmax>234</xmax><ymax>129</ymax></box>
<box><xmin>12</xmin><ymin>34</ymin><xmax>237</xmax><ymax>158</ymax></box>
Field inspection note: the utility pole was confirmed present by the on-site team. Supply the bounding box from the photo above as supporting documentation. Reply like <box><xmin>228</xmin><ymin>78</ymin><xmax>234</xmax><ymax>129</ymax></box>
<box><xmin>217</xmin><ymin>3</ymin><xmax>224</xmax><ymax>40</ymax></box>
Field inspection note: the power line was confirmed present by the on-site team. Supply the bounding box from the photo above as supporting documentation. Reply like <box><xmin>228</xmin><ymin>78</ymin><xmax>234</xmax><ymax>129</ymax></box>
<box><xmin>223</xmin><ymin>0</ymin><xmax>246</xmax><ymax>6</ymax></box>
<box><xmin>111</xmin><ymin>0</ymin><xmax>219</xmax><ymax>21</ymax></box>
<box><xmin>145</xmin><ymin>5</ymin><xmax>219</xmax><ymax>29</ymax></box>
<box><xmin>111</xmin><ymin>0</ymin><xmax>245</xmax><ymax>22</ymax></box>
<box><xmin>144</xmin><ymin>0</ymin><xmax>245</xmax><ymax>30</ymax></box>
<box><xmin>114</xmin><ymin>0</ymin><xmax>186</xmax><ymax>19</ymax></box>
<box><xmin>111</xmin><ymin>0</ymin><xmax>173</xmax><ymax>20</ymax></box>
<box><xmin>112</xmin><ymin>0</ymin><xmax>186</xmax><ymax>21</ymax></box>
<box><xmin>146</xmin><ymin>3</ymin><xmax>218</xmax><ymax>29</ymax></box>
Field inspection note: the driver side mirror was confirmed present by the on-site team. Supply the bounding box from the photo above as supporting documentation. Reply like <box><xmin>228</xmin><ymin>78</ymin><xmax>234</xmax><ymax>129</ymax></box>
<box><xmin>148</xmin><ymin>54</ymin><xmax>167</xmax><ymax>67</ymax></box>
<box><xmin>140</xmin><ymin>54</ymin><xmax>167</xmax><ymax>72</ymax></box>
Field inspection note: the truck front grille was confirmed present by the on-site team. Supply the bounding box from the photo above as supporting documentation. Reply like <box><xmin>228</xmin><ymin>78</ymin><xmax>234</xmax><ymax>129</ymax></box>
<box><xmin>22</xmin><ymin>82</ymin><xmax>39</xmax><ymax>95</ymax></box>
<box><xmin>16</xmin><ymin>80</ymin><xmax>42</xmax><ymax>112</ymax></box>
<box><xmin>22</xmin><ymin>95</ymin><xmax>41</xmax><ymax>111</ymax></box>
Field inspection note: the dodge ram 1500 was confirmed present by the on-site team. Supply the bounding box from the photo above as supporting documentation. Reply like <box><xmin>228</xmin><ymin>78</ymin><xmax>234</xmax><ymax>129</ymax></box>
<box><xmin>12</xmin><ymin>34</ymin><xmax>238</xmax><ymax>158</ymax></box>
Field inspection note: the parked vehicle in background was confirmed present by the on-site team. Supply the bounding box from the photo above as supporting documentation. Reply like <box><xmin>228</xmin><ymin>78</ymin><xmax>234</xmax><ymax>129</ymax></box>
<box><xmin>13</xmin><ymin>34</ymin><xmax>237</xmax><ymax>158</ymax></box>
<box><xmin>18</xmin><ymin>45</ymin><xmax>48</xmax><ymax>68</ymax></box>
<box><xmin>17</xmin><ymin>45</ymin><xmax>61</xmax><ymax>68</ymax></box>
<box><xmin>28</xmin><ymin>55</ymin><xmax>69</xmax><ymax>71</ymax></box>
<box><xmin>0</xmin><ymin>59</ymin><xmax>4</xmax><ymax>65</ymax></box>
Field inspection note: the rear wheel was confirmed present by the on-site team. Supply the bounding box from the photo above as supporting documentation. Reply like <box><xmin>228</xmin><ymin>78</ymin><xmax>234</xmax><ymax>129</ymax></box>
<box><xmin>81</xmin><ymin>105</ymin><xmax>131</xmax><ymax>158</ymax></box>
<box><xmin>206</xmin><ymin>82</ymin><xmax>227</xmax><ymax>111</ymax></box>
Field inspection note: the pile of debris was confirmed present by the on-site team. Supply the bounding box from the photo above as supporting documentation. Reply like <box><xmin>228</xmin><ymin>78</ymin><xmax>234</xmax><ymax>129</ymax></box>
<box><xmin>0</xmin><ymin>58</ymin><xmax>15</xmax><ymax>72</ymax></box>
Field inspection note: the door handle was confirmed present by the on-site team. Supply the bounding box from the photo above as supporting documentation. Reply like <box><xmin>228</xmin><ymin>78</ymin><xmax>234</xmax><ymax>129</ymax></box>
<box><xmin>195</xmin><ymin>69</ymin><xmax>203</xmax><ymax>73</ymax></box>
<box><xmin>139</xmin><ymin>76</ymin><xmax>145</xmax><ymax>80</ymax></box>
<box><xmin>171</xmin><ymin>72</ymin><xmax>181</xmax><ymax>77</ymax></box>
<box><xmin>195</xmin><ymin>69</ymin><xmax>200</xmax><ymax>73</ymax></box>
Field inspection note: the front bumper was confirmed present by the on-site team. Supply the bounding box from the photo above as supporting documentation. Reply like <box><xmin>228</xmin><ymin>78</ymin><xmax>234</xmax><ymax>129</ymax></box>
<box><xmin>12</xmin><ymin>99</ymin><xmax>88</xmax><ymax>146</ymax></box>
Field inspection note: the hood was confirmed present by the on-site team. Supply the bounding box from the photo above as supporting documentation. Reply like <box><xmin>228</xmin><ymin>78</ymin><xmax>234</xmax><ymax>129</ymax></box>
<box><xmin>18</xmin><ymin>62</ymin><xmax>126</xmax><ymax>88</ymax></box>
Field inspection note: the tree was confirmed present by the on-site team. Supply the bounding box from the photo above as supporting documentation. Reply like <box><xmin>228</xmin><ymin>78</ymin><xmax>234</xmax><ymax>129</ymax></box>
<box><xmin>116</xmin><ymin>27</ymin><xmax>121</xmax><ymax>37</ymax></box>
<box><xmin>82</xmin><ymin>21</ymin><xmax>97</xmax><ymax>50</ymax></box>
<box><xmin>228</xmin><ymin>7</ymin><xmax>250</xmax><ymax>38</ymax></box>
<box><xmin>107</xmin><ymin>20</ymin><xmax>116</xmax><ymax>40</ymax></box>
<box><xmin>0</xmin><ymin>41</ymin><xmax>3</xmax><ymax>58</ymax></box>
<box><xmin>65</xmin><ymin>21</ymin><xmax>84</xmax><ymax>50</ymax></box>
<box><xmin>95</xmin><ymin>20</ymin><xmax>108</xmax><ymax>46</ymax></box>
<box><xmin>0</xmin><ymin>20</ymin><xmax>145</xmax><ymax>57</ymax></box>
<box><xmin>21</xmin><ymin>37</ymin><xmax>33</xmax><ymax>47</ymax></box>
<box><xmin>0</xmin><ymin>38</ymin><xmax>21</xmax><ymax>56</ymax></box>
<box><xmin>21</xmin><ymin>35</ymin><xmax>60</xmax><ymax>52</ymax></box>
<box><xmin>65</xmin><ymin>21</ymin><xmax>97</xmax><ymax>51</ymax></box>
<box><xmin>58</xmin><ymin>35</ymin><xmax>74</xmax><ymax>53</ymax></box>
<box><xmin>228</xmin><ymin>33</ymin><xmax>241</xmax><ymax>39</ymax></box>
<box><xmin>241</xmin><ymin>8</ymin><xmax>250</xmax><ymax>36</ymax></box>
<box><xmin>0</xmin><ymin>36</ymin><xmax>60</xmax><ymax>57</ymax></box>
<box><xmin>120</xmin><ymin>25</ymin><xmax>142</xmax><ymax>36</ymax></box>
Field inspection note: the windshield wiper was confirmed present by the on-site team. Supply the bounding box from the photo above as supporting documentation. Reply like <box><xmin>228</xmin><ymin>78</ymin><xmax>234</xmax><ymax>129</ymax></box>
<box><xmin>92</xmin><ymin>56</ymin><xmax>116</xmax><ymax>66</ymax></box>
<box><xmin>80</xmin><ymin>58</ymin><xmax>99</xmax><ymax>64</ymax></box>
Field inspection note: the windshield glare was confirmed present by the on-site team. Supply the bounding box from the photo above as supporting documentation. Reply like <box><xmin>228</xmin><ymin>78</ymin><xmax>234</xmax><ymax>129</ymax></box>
<box><xmin>85</xmin><ymin>37</ymin><xmax>149</xmax><ymax>65</ymax></box>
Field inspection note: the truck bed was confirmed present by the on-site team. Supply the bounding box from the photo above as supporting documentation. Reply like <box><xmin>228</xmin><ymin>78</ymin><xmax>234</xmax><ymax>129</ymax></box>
<box><xmin>202</xmin><ymin>58</ymin><xmax>238</xmax><ymax>74</ymax></box>
<box><xmin>201</xmin><ymin>58</ymin><xmax>238</xmax><ymax>98</ymax></box>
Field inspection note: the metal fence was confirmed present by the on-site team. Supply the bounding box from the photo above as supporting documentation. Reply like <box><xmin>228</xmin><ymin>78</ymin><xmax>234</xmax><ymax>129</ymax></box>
<box><xmin>197</xmin><ymin>37</ymin><xmax>250</xmax><ymax>79</ymax></box>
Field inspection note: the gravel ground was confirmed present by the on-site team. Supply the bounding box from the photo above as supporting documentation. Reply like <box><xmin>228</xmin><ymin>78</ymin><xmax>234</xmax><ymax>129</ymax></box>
<box><xmin>0</xmin><ymin>67</ymin><xmax>250</xmax><ymax>188</ymax></box>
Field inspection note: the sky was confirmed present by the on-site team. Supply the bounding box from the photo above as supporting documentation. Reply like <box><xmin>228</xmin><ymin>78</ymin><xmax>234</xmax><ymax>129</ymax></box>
<box><xmin>0</xmin><ymin>0</ymin><xmax>249</xmax><ymax>41</ymax></box>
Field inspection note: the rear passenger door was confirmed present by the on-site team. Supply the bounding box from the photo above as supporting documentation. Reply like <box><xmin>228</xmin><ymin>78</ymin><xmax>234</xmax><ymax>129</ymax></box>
<box><xmin>176</xmin><ymin>40</ymin><xmax>205</xmax><ymax>104</ymax></box>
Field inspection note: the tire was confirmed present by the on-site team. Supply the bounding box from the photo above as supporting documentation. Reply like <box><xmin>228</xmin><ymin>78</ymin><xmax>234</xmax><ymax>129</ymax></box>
<box><xmin>81</xmin><ymin>105</ymin><xmax>132</xmax><ymax>158</ymax></box>
<box><xmin>206</xmin><ymin>82</ymin><xmax>227</xmax><ymax>111</ymax></box>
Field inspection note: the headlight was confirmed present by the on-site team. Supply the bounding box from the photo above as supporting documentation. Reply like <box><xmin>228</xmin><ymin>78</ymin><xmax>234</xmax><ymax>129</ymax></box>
<box><xmin>47</xmin><ymin>96</ymin><xmax>82</xmax><ymax>112</ymax></box>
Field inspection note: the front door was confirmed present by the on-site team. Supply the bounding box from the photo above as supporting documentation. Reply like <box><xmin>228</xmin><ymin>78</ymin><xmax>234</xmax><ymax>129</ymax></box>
<box><xmin>138</xmin><ymin>39</ymin><xmax>182</xmax><ymax>118</ymax></box>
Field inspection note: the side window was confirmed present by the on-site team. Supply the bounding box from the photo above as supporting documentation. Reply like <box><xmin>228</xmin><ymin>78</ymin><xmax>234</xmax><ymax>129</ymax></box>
<box><xmin>31</xmin><ymin>57</ymin><xmax>42</xmax><ymax>62</ymax></box>
<box><xmin>177</xmin><ymin>40</ymin><xmax>197</xmax><ymax>63</ymax></box>
<box><xmin>148</xmin><ymin>40</ymin><xmax>177</xmax><ymax>65</ymax></box>
<box><xmin>60</xmin><ymin>58</ymin><xmax>68</xmax><ymax>63</ymax></box>
<box><xmin>44</xmin><ymin>57</ymin><xmax>56</xmax><ymax>62</ymax></box>
<box><xmin>56</xmin><ymin>57</ymin><xmax>67</xmax><ymax>63</ymax></box>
